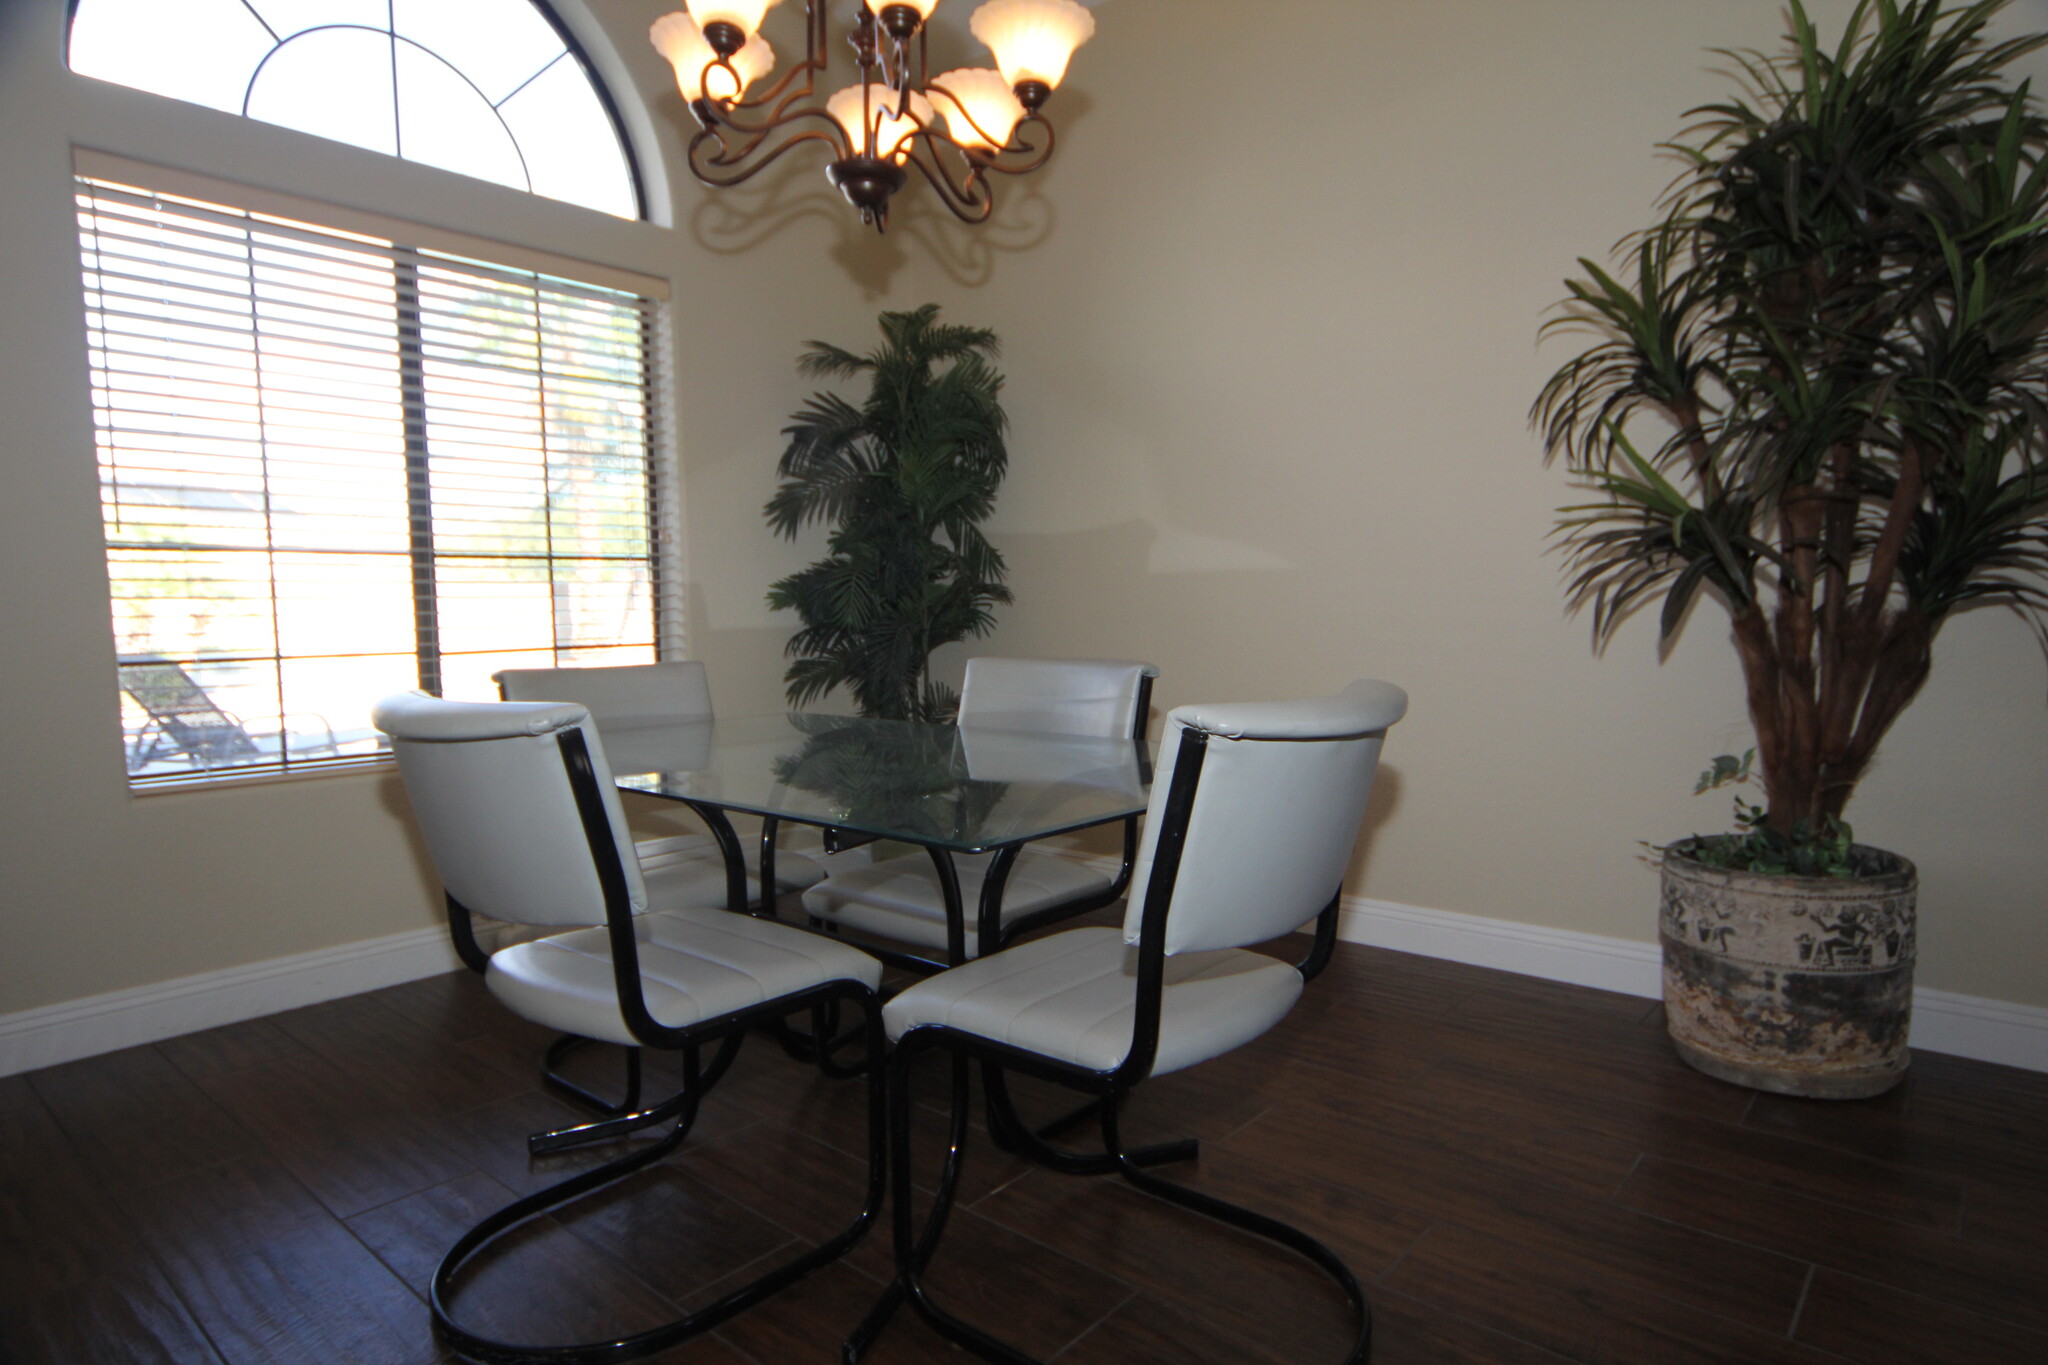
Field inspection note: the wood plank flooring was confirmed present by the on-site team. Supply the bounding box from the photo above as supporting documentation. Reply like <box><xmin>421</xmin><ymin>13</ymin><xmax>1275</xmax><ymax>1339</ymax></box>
<box><xmin>4</xmin><ymin>928</ymin><xmax>2046</xmax><ymax>1364</ymax></box>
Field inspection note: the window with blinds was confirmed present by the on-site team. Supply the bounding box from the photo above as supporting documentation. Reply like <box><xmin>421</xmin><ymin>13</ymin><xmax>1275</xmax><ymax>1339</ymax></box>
<box><xmin>78</xmin><ymin>169</ymin><xmax>669</xmax><ymax>788</ymax></box>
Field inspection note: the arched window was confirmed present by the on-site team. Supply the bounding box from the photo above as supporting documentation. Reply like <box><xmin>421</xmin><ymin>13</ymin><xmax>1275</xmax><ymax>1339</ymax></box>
<box><xmin>68</xmin><ymin>0</ymin><xmax>642</xmax><ymax>219</ymax></box>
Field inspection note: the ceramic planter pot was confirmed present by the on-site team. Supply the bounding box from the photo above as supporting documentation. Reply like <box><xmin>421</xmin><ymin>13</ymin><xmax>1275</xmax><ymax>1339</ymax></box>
<box><xmin>1658</xmin><ymin>840</ymin><xmax>1917</xmax><ymax>1099</ymax></box>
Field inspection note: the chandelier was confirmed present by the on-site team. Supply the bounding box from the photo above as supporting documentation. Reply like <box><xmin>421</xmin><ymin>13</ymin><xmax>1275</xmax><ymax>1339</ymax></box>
<box><xmin>650</xmin><ymin>0</ymin><xmax>1097</xmax><ymax>230</ymax></box>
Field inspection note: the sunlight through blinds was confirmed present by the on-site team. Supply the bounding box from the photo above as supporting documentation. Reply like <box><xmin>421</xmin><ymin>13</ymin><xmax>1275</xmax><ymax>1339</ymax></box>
<box><xmin>78</xmin><ymin>172</ymin><xmax>667</xmax><ymax>788</ymax></box>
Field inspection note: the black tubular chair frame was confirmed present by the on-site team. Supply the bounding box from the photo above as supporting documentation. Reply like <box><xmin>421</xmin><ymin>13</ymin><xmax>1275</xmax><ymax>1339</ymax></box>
<box><xmin>490</xmin><ymin>669</ymin><xmax>814</xmax><ymax>1103</ymax></box>
<box><xmin>847</xmin><ymin>723</ymin><xmax>1373</xmax><ymax>1365</ymax></box>
<box><xmin>430</xmin><ymin>725</ymin><xmax>887</xmax><ymax>1365</ymax></box>
<box><xmin>448</xmin><ymin>869</ymin><xmax>701</xmax><ymax>1148</ymax></box>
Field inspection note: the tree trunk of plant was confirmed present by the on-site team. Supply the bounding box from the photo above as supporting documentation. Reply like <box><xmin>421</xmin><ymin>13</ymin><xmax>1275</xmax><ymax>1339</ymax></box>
<box><xmin>1735</xmin><ymin>601</ymin><xmax>1935</xmax><ymax>833</ymax></box>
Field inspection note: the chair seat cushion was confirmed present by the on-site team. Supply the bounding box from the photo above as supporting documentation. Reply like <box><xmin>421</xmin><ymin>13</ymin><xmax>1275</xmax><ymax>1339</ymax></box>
<box><xmin>801</xmin><ymin>850</ymin><xmax>1110</xmax><ymax>956</ymax></box>
<box><xmin>881</xmin><ymin>927</ymin><xmax>1301</xmax><ymax>1077</ymax></box>
<box><xmin>631</xmin><ymin>832</ymin><xmax>717</xmax><ymax>859</ymax></box>
<box><xmin>487</xmin><ymin>907</ymin><xmax>884</xmax><ymax>1047</ymax></box>
<box><xmin>638</xmin><ymin>842</ymin><xmax>827</xmax><ymax>909</ymax></box>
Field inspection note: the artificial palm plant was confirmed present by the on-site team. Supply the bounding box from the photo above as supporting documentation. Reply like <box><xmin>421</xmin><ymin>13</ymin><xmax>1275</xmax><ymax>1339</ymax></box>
<box><xmin>766</xmin><ymin>304</ymin><xmax>1010</xmax><ymax>722</ymax></box>
<box><xmin>1536</xmin><ymin>0</ymin><xmax>2048</xmax><ymax>852</ymax></box>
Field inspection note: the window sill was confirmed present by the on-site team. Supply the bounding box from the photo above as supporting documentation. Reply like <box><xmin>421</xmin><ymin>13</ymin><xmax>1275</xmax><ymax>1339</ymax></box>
<box><xmin>128</xmin><ymin>754</ymin><xmax>395</xmax><ymax>797</ymax></box>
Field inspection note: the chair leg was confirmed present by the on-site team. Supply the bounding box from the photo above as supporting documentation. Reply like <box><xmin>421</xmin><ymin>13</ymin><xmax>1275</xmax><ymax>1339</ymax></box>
<box><xmin>983</xmin><ymin>1065</ymin><xmax>1197</xmax><ymax>1172</ymax></box>
<box><xmin>809</xmin><ymin>999</ymin><xmax>872</xmax><ymax>1079</ymax></box>
<box><xmin>435</xmin><ymin>1059</ymin><xmax>706</xmax><ymax>1364</ymax></box>
<box><xmin>763</xmin><ymin>999</ymin><xmax>871</xmax><ymax>1079</ymax></box>
<box><xmin>440</xmin><ymin>996</ymin><xmax>889</xmax><ymax>1365</ymax></box>
<box><xmin>540</xmin><ymin>1034</ymin><xmax>643</xmax><ymax>1118</ymax></box>
<box><xmin>1102</xmin><ymin>1097</ymin><xmax>1372</xmax><ymax>1365</ymax></box>
<box><xmin>529</xmin><ymin>1033</ymin><xmax>744</xmax><ymax>1156</ymax></box>
<box><xmin>528</xmin><ymin>1060</ymin><xmax>689</xmax><ymax>1157</ymax></box>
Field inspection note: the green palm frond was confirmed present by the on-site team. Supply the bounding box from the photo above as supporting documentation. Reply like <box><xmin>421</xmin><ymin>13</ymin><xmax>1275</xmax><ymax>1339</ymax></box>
<box><xmin>766</xmin><ymin>305</ymin><xmax>1010</xmax><ymax>721</ymax></box>
<box><xmin>1535</xmin><ymin>0</ymin><xmax>2048</xmax><ymax>829</ymax></box>
<box><xmin>1900</xmin><ymin>426</ymin><xmax>2048</xmax><ymax>613</ymax></box>
<box><xmin>797</xmin><ymin>342</ymin><xmax>875</xmax><ymax>380</ymax></box>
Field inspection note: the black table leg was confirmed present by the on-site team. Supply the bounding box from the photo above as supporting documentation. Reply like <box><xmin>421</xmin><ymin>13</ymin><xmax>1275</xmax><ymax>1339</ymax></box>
<box><xmin>679</xmin><ymin>797</ymin><xmax>750</xmax><ymax>916</ymax></box>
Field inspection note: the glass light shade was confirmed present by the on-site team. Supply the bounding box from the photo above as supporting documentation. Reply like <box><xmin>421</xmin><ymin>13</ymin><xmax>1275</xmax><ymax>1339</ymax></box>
<box><xmin>651</xmin><ymin>12</ymin><xmax>774</xmax><ymax>101</ymax></box>
<box><xmin>826</xmin><ymin>83</ymin><xmax>936</xmax><ymax>163</ymax></box>
<box><xmin>864</xmin><ymin>0</ymin><xmax>942</xmax><ymax>19</ymax></box>
<box><xmin>683</xmin><ymin>0</ymin><xmax>783</xmax><ymax>40</ymax></box>
<box><xmin>930</xmin><ymin>68</ymin><xmax>1023</xmax><ymax>152</ymax></box>
<box><xmin>968</xmin><ymin>0</ymin><xmax>1095</xmax><ymax>90</ymax></box>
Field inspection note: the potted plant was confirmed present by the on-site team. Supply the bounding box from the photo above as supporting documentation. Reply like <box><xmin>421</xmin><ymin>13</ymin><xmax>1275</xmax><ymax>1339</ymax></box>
<box><xmin>765</xmin><ymin>304</ymin><xmax>1011</xmax><ymax>722</ymax></box>
<box><xmin>1535</xmin><ymin>0</ymin><xmax>2048</xmax><ymax>1097</ymax></box>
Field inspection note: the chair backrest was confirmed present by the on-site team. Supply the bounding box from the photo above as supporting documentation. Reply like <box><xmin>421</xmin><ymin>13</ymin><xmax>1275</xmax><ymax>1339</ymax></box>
<box><xmin>957</xmin><ymin>726</ymin><xmax>1146</xmax><ymax>791</ymax></box>
<box><xmin>955</xmin><ymin>657</ymin><xmax>1157</xmax><ymax>739</ymax></box>
<box><xmin>1122</xmin><ymin>680</ymin><xmax>1407</xmax><ymax>956</ymax></box>
<box><xmin>119</xmin><ymin>656</ymin><xmax>260</xmax><ymax>762</ymax></box>
<box><xmin>494</xmin><ymin>661</ymin><xmax>713</xmax><ymax>728</ymax></box>
<box><xmin>373</xmin><ymin>692</ymin><xmax>647</xmax><ymax>928</ymax></box>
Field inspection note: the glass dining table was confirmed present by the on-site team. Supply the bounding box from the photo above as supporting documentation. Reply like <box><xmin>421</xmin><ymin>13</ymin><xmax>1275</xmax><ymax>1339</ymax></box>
<box><xmin>602</xmin><ymin>711</ymin><xmax>1178</xmax><ymax>1356</ymax></box>
<box><xmin>599</xmin><ymin>711</ymin><xmax>1154</xmax><ymax>970</ymax></box>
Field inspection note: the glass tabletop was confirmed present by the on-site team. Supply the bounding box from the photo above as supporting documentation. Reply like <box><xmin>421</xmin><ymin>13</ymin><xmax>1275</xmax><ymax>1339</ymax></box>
<box><xmin>602</xmin><ymin>713</ymin><xmax>1153</xmax><ymax>853</ymax></box>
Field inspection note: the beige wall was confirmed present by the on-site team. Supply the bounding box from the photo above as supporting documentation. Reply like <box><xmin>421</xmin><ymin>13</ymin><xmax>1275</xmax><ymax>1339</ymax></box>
<box><xmin>934</xmin><ymin>0</ymin><xmax>2048</xmax><ymax>1007</ymax></box>
<box><xmin>1</xmin><ymin>0</ymin><xmax>2044</xmax><ymax>1020</ymax></box>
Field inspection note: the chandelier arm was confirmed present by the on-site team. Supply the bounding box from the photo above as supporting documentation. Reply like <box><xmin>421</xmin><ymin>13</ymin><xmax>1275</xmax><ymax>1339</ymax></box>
<box><xmin>688</xmin><ymin>117</ymin><xmax>796</xmax><ymax>172</ymax></box>
<box><xmin>973</xmin><ymin>115</ymin><xmax>1057</xmax><ymax>178</ymax></box>
<box><xmin>701</xmin><ymin>53</ymin><xmax>825</xmax><ymax>127</ymax></box>
<box><xmin>922</xmin><ymin>78</ymin><xmax>1007</xmax><ymax>154</ymax></box>
<box><xmin>696</xmin><ymin>0</ymin><xmax>828</xmax><ymax>122</ymax></box>
<box><xmin>687</xmin><ymin>125</ymin><xmax>849</xmax><ymax>187</ymax></box>
<box><xmin>698</xmin><ymin>99</ymin><xmax>848</xmax><ymax>154</ymax></box>
<box><xmin>900</xmin><ymin>143</ymin><xmax>997</xmax><ymax>224</ymax></box>
<box><xmin>880</xmin><ymin>110</ymin><xmax>928</xmax><ymax>164</ymax></box>
<box><xmin>878</xmin><ymin>29</ymin><xmax>902</xmax><ymax>95</ymax></box>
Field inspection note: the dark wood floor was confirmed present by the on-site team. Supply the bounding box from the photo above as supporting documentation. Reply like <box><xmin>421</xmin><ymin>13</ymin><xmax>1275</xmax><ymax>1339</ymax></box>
<box><xmin>5</xmin><ymin>924</ymin><xmax>2047</xmax><ymax>1365</ymax></box>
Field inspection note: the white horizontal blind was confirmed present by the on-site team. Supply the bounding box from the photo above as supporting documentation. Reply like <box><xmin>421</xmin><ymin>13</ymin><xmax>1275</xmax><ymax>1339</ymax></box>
<box><xmin>78</xmin><ymin>172</ymin><xmax>666</xmax><ymax>788</ymax></box>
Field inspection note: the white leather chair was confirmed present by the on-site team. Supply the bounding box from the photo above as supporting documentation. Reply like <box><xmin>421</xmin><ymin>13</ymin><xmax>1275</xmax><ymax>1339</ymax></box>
<box><xmin>373</xmin><ymin>691</ymin><xmax>886</xmax><ymax>1364</ymax></box>
<box><xmin>494</xmin><ymin>661</ymin><xmax>827</xmax><ymax>907</ymax></box>
<box><xmin>847</xmin><ymin>680</ymin><xmax>1407</xmax><ymax>1365</ymax></box>
<box><xmin>497</xmin><ymin>661</ymin><xmax>842</xmax><ymax>1111</ymax></box>
<box><xmin>802</xmin><ymin>657</ymin><xmax>1158</xmax><ymax>963</ymax></box>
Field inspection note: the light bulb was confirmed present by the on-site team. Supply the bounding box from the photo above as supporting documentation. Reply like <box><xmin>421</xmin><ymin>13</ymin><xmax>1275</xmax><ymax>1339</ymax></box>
<box><xmin>863</xmin><ymin>0</ymin><xmax>942</xmax><ymax>20</ymax></box>
<box><xmin>683</xmin><ymin>0</ymin><xmax>784</xmax><ymax>42</ymax></box>
<box><xmin>969</xmin><ymin>0</ymin><xmax>1095</xmax><ymax>92</ymax></box>
<box><xmin>826</xmin><ymin>84</ymin><xmax>937</xmax><ymax>164</ymax></box>
<box><xmin>651</xmin><ymin>12</ymin><xmax>775</xmax><ymax>101</ymax></box>
<box><xmin>930</xmin><ymin>68</ymin><xmax>1024</xmax><ymax>153</ymax></box>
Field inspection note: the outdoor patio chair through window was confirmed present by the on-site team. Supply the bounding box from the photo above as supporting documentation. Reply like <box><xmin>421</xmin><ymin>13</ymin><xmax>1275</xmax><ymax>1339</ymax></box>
<box><xmin>118</xmin><ymin>655</ymin><xmax>337</xmax><ymax>775</ymax></box>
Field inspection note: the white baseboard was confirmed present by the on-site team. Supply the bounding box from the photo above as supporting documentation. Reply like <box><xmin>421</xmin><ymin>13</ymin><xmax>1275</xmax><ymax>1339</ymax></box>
<box><xmin>1908</xmin><ymin>988</ymin><xmax>2048</xmax><ymax>1074</ymax></box>
<box><xmin>1334</xmin><ymin>895</ymin><xmax>1664</xmax><ymax>999</ymax></box>
<box><xmin>4</xmin><ymin>879</ymin><xmax>2043</xmax><ymax>1078</ymax></box>
<box><xmin>1069</xmin><ymin>854</ymin><xmax>2048</xmax><ymax>1075</ymax></box>
<box><xmin>0</xmin><ymin>926</ymin><xmax>462</xmax><ymax>1078</ymax></box>
<box><xmin>1333</xmin><ymin>894</ymin><xmax>2048</xmax><ymax>1075</ymax></box>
